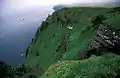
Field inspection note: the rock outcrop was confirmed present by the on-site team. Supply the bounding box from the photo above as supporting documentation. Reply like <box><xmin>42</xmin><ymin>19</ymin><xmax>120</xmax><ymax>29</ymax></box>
<box><xmin>87</xmin><ymin>24</ymin><xmax>120</xmax><ymax>57</ymax></box>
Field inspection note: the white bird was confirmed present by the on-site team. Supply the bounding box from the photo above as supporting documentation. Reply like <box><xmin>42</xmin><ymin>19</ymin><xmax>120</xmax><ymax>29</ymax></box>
<box><xmin>106</xmin><ymin>40</ymin><xmax>112</xmax><ymax>44</ymax></box>
<box><xmin>115</xmin><ymin>36</ymin><xmax>120</xmax><ymax>39</ymax></box>
<box><xmin>20</xmin><ymin>53</ymin><xmax>24</xmax><ymax>56</ymax></box>
<box><xmin>67</xmin><ymin>26</ymin><xmax>73</xmax><ymax>30</ymax></box>
<box><xmin>104</xmin><ymin>35</ymin><xmax>109</xmax><ymax>39</ymax></box>
<box><xmin>104</xmin><ymin>30</ymin><xmax>107</xmax><ymax>32</ymax></box>
<box><xmin>113</xmin><ymin>32</ymin><xmax>115</xmax><ymax>35</ymax></box>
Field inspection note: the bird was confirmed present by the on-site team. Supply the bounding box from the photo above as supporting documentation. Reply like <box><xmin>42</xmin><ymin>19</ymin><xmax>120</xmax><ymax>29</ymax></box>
<box><xmin>20</xmin><ymin>53</ymin><xmax>24</xmax><ymax>56</ymax></box>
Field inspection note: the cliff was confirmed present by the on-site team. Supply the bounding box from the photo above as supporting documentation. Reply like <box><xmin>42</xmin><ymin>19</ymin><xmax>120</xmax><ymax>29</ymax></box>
<box><xmin>24</xmin><ymin>7</ymin><xmax>120</xmax><ymax>78</ymax></box>
<box><xmin>53</xmin><ymin>5</ymin><xmax>65</xmax><ymax>11</ymax></box>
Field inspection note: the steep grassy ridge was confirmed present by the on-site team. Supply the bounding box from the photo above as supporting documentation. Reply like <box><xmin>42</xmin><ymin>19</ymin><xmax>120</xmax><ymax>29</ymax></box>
<box><xmin>24</xmin><ymin>7</ymin><xmax>120</xmax><ymax>77</ymax></box>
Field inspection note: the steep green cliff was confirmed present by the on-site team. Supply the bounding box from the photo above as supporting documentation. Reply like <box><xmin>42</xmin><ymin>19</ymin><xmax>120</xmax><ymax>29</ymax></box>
<box><xmin>24</xmin><ymin>7</ymin><xmax>120</xmax><ymax>77</ymax></box>
<box><xmin>53</xmin><ymin>5</ymin><xmax>65</xmax><ymax>11</ymax></box>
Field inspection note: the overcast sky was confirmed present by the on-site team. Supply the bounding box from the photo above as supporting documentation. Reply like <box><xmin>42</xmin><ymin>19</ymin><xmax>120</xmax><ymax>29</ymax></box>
<box><xmin>2</xmin><ymin>0</ymin><xmax>119</xmax><ymax>10</ymax></box>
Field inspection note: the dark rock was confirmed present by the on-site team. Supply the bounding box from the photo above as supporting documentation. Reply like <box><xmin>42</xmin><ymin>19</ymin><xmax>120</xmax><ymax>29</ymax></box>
<box><xmin>36</xmin><ymin>52</ymin><xmax>39</xmax><ymax>56</ymax></box>
<box><xmin>87</xmin><ymin>24</ymin><xmax>120</xmax><ymax>56</ymax></box>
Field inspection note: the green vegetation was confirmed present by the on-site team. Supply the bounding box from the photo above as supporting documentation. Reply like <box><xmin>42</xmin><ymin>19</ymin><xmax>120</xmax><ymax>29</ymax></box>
<box><xmin>39</xmin><ymin>21</ymin><xmax>49</xmax><ymax>31</ymax></box>
<box><xmin>0</xmin><ymin>6</ymin><xmax>116</xmax><ymax>77</ymax></box>
<box><xmin>107</xmin><ymin>7</ymin><xmax>120</xmax><ymax>15</ymax></box>
<box><xmin>24</xmin><ymin>7</ymin><xmax>120</xmax><ymax>77</ymax></box>
<box><xmin>0</xmin><ymin>62</ymin><xmax>36</xmax><ymax>78</ymax></box>
<box><xmin>43</xmin><ymin>53</ymin><xmax>120</xmax><ymax>78</ymax></box>
<box><xmin>92</xmin><ymin>14</ymin><xmax>107</xmax><ymax>29</ymax></box>
<box><xmin>1</xmin><ymin>6</ymin><xmax>120</xmax><ymax>78</ymax></box>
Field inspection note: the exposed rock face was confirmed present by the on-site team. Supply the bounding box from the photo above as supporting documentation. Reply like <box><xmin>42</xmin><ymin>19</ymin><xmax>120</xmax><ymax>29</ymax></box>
<box><xmin>87</xmin><ymin>24</ymin><xmax>120</xmax><ymax>56</ymax></box>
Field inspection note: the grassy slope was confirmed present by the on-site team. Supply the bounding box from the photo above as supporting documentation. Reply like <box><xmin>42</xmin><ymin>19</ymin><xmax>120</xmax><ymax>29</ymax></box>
<box><xmin>24</xmin><ymin>7</ymin><xmax>120</xmax><ymax>77</ymax></box>
<box><xmin>43</xmin><ymin>53</ymin><xmax>120</xmax><ymax>78</ymax></box>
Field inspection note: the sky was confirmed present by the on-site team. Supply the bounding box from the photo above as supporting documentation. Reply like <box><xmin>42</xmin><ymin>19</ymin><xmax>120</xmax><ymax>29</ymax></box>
<box><xmin>2</xmin><ymin>0</ymin><xmax>118</xmax><ymax>11</ymax></box>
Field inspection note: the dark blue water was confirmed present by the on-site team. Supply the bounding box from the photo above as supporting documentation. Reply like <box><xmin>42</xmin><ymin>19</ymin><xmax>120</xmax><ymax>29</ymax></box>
<box><xmin>0</xmin><ymin>0</ymin><xmax>54</xmax><ymax>66</ymax></box>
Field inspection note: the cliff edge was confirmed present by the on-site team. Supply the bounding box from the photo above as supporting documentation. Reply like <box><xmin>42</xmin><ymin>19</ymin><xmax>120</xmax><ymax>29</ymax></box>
<box><xmin>24</xmin><ymin>7</ymin><xmax>120</xmax><ymax>78</ymax></box>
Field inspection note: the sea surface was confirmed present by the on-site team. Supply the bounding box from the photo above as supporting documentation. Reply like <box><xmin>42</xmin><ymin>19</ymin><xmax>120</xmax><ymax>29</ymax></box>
<box><xmin>0</xmin><ymin>0</ymin><xmax>54</xmax><ymax>66</ymax></box>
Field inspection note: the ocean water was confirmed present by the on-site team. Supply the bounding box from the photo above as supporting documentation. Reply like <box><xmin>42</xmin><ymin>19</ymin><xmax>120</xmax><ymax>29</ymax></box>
<box><xmin>0</xmin><ymin>0</ymin><xmax>54</xmax><ymax>66</ymax></box>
